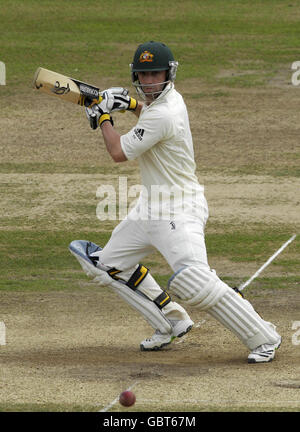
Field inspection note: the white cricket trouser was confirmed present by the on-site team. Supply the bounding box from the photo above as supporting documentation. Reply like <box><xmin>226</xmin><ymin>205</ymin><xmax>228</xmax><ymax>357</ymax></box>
<box><xmin>100</xmin><ymin>205</ymin><xmax>209</xmax><ymax>272</ymax></box>
<box><xmin>98</xmin><ymin>202</ymin><xmax>209</xmax><ymax>322</ymax></box>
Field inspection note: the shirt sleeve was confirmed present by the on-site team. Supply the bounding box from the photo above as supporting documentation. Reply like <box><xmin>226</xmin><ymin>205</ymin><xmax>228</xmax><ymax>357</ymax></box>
<box><xmin>120</xmin><ymin>108</ymin><xmax>172</xmax><ymax>160</ymax></box>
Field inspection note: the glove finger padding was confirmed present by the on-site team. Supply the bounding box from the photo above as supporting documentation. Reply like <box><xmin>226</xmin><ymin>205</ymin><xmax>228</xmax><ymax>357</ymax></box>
<box><xmin>85</xmin><ymin>94</ymin><xmax>114</xmax><ymax>129</ymax></box>
<box><xmin>84</xmin><ymin>88</ymin><xmax>128</xmax><ymax>109</ymax></box>
<box><xmin>111</xmin><ymin>95</ymin><xmax>137</xmax><ymax>112</ymax></box>
<box><xmin>104</xmin><ymin>87</ymin><xmax>137</xmax><ymax>112</ymax></box>
<box><xmin>106</xmin><ymin>87</ymin><xmax>129</xmax><ymax>97</ymax></box>
<box><xmin>104</xmin><ymin>91</ymin><xmax>118</xmax><ymax>112</ymax></box>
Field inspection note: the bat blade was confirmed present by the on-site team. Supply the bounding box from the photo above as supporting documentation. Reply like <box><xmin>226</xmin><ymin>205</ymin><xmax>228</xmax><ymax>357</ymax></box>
<box><xmin>33</xmin><ymin>67</ymin><xmax>101</xmax><ymax>106</ymax></box>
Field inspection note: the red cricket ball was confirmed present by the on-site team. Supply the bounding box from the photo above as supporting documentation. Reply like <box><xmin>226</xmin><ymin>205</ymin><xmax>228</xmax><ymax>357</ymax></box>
<box><xmin>119</xmin><ymin>390</ymin><xmax>136</xmax><ymax>407</ymax></box>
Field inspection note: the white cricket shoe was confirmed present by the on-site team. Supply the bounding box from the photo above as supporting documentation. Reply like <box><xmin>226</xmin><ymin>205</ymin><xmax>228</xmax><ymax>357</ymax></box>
<box><xmin>140</xmin><ymin>318</ymin><xmax>194</xmax><ymax>351</ymax></box>
<box><xmin>248</xmin><ymin>337</ymin><xmax>282</xmax><ymax>363</ymax></box>
<box><xmin>170</xmin><ymin>318</ymin><xmax>194</xmax><ymax>338</ymax></box>
<box><xmin>140</xmin><ymin>330</ymin><xmax>174</xmax><ymax>351</ymax></box>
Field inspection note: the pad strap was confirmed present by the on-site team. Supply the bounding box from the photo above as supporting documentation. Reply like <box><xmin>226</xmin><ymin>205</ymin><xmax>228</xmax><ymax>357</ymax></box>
<box><xmin>107</xmin><ymin>265</ymin><xmax>149</xmax><ymax>290</ymax></box>
<box><xmin>103</xmin><ymin>264</ymin><xmax>150</xmax><ymax>291</ymax></box>
<box><xmin>233</xmin><ymin>287</ymin><xmax>244</xmax><ymax>298</ymax></box>
<box><xmin>154</xmin><ymin>291</ymin><xmax>171</xmax><ymax>310</ymax></box>
<box><xmin>126</xmin><ymin>264</ymin><xmax>149</xmax><ymax>290</ymax></box>
<box><xmin>107</xmin><ymin>267</ymin><xmax>123</xmax><ymax>280</ymax></box>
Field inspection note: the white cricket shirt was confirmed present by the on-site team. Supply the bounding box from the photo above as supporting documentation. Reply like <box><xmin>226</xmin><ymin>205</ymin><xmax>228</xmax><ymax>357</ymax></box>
<box><xmin>120</xmin><ymin>84</ymin><xmax>205</xmax><ymax>218</ymax></box>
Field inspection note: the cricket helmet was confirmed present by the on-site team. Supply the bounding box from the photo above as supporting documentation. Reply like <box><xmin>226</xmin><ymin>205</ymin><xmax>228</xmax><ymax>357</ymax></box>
<box><xmin>130</xmin><ymin>41</ymin><xmax>178</xmax><ymax>99</ymax></box>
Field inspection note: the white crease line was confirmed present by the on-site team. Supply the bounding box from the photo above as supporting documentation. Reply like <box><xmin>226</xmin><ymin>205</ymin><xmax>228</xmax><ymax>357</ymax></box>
<box><xmin>239</xmin><ymin>234</ymin><xmax>297</xmax><ymax>291</ymax></box>
<box><xmin>195</xmin><ymin>320</ymin><xmax>206</xmax><ymax>328</ymax></box>
<box><xmin>99</xmin><ymin>381</ymin><xmax>139</xmax><ymax>412</ymax></box>
<box><xmin>175</xmin><ymin>336</ymin><xmax>188</xmax><ymax>344</ymax></box>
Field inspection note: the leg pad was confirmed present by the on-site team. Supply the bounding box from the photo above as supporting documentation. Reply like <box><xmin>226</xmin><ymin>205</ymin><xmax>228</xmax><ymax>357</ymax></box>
<box><xmin>168</xmin><ymin>265</ymin><xmax>280</xmax><ymax>349</ymax></box>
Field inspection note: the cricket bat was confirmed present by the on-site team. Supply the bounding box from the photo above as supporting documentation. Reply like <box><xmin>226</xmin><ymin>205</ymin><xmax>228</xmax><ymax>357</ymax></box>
<box><xmin>33</xmin><ymin>67</ymin><xmax>102</xmax><ymax>106</ymax></box>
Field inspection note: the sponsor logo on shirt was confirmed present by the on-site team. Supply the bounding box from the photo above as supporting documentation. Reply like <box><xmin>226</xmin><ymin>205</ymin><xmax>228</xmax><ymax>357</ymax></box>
<box><xmin>133</xmin><ymin>128</ymin><xmax>145</xmax><ymax>141</ymax></box>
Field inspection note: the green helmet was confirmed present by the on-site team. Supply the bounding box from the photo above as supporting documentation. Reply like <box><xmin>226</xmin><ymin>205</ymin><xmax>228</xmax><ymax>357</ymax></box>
<box><xmin>130</xmin><ymin>41</ymin><xmax>178</xmax><ymax>99</ymax></box>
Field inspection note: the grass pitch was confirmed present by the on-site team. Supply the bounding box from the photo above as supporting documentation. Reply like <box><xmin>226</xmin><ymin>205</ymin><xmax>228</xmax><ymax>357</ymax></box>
<box><xmin>1</xmin><ymin>0</ymin><xmax>300</xmax><ymax>85</ymax></box>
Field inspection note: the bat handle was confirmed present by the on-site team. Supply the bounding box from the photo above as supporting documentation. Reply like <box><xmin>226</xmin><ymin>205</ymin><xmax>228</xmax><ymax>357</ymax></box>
<box><xmin>89</xmin><ymin>113</ymin><xmax>98</xmax><ymax>130</ymax></box>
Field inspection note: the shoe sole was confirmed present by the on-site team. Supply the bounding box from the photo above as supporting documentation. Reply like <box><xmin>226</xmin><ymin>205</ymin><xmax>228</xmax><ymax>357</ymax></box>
<box><xmin>140</xmin><ymin>337</ymin><xmax>174</xmax><ymax>352</ymax></box>
<box><xmin>247</xmin><ymin>340</ymin><xmax>281</xmax><ymax>364</ymax></box>
<box><xmin>140</xmin><ymin>325</ymin><xmax>193</xmax><ymax>352</ymax></box>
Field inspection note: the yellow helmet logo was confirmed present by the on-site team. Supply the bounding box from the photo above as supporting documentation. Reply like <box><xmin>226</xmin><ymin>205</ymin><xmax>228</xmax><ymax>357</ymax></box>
<box><xmin>139</xmin><ymin>50</ymin><xmax>154</xmax><ymax>63</ymax></box>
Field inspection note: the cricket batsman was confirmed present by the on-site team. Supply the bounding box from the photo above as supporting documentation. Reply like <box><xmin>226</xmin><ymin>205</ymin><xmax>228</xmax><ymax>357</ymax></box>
<box><xmin>70</xmin><ymin>41</ymin><xmax>281</xmax><ymax>363</ymax></box>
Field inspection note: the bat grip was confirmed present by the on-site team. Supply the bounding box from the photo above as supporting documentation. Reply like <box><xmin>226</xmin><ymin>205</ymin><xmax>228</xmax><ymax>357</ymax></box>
<box><xmin>90</xmin><ymin>113</ymin><xmax>98</xmax><ymax>130</ymax></box>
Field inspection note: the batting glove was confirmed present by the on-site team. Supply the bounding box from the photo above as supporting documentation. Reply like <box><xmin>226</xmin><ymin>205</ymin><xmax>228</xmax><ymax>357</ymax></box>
<box><xmin>105</xmin><ymin>87</ymin><xmax>138</xmax><ymax>112</ymax></box>
<box><xmin>85</xmin><ymin>93</ymin><xmax>113</xmax><ymax>130</ymax></box>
